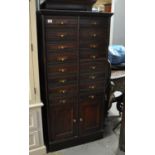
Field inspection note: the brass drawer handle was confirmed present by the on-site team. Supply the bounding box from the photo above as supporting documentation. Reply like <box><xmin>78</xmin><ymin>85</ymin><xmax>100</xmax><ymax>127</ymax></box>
<box><xmin>57</xmin><ymin>57</ymin><xmax>66</xmax><ymax>62</ymax></box>
<box><xmin>91</xmin><ymin>66</ymin><xmax>96</xmax><ymax>70</ymax></box>
<box><xmin>59</xmin><ymin>79</ymin><xmax>66</xmax><ymax>83</ymax></box>
<box><xmin>91</xmin><ymin>55</ymin><xmax>96</xmax><ymax>59</ymax></box>
<box><xmin>92</xmin><ymin>33</ymin><xmax>97</xmax><ymax>37</ymax></box>
<box><xmin>90</xmin><ymin>44</ymin><xmax>97</xmax><ymax>49</ymax></box>
<box><xmin>58</xmin><ymin>45</ymin><xmax>65</xmax><ymax>50</ymax></box>
<box><xmin>59</xmin><ymin>99</ymin><xmax>66</xmax><ymax>104</ymax></box>
<box><xmin>89</xmin><ymin>85</ymin><xmax>95</xmax><ymax>89</ymax></box>
<box><xmin>89</xmin><ymin>75</ymin><xmax>96</xmax><ymax>79</ymax></box>
<box><xmin>80</xmin><ymin>118</ymin><xmax>83</xmax><ymax>122</ymax></box>
<box><xmin>73</xmin><ymin>119</ymin><xmax>77</xmax><ymax>123</ymax></box>
<box><xmin>58</xmin><ymin>68</ymin><xmax>65</xmax><ymax>72</ymax></box>
<box><xmin>89</xmin><ymin>95</ymin><xmax>95</xmax><ymax>99</ymax></box>
<box><xmin>59</xmin><ymin>90</ymin><xmax>66</xmax><ymax>94</ymax></box>
<box><xmin>60</xmin><ymin>21</ymin><xmax>64</xmax><ymax>25</ymax></box>
<box><xmin>60</xmin><ymin>34</ymin><xmax>64</xmax><ymax>38</ymax></box>
<box><xmin>92</xmin><ymin>22</ymin><xmax>97</xmax><ymax>25</ymax></box>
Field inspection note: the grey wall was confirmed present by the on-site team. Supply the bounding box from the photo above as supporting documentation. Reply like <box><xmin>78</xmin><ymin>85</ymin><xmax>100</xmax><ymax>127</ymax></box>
<box><xmin>110</xmin><ymin>0</ymin><xmax>125</xmax><ymax>46</ymax></box>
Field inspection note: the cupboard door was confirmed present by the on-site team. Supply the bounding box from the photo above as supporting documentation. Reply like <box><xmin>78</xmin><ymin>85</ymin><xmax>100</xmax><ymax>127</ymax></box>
<box><xmin>79</xmin><ymin>95</ymin><xmax>102</xmax><ymax>136</ymax></box>
<box><xmin>48</xmin><ymin>103</ymin><xmax>77</xmax><ymax>142</ymax></box>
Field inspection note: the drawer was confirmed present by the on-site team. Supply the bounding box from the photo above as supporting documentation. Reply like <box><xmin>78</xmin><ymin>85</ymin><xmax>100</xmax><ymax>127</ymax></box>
<box><xmin>80</xmin><ymin>17</ymin><xmax>108</xmax><ymax>27</ymax></box>
<box><xmin>48</xmin><ymin>74</ymin><xmax>77</xmax><ymax>87</ymax></box>
<box><xmin>47</xmin><ymin>51</ymin><xmax>77</xmax><ymax>64</ymax></box>
<box><xmin>80</xmin><ymin>72</ymin><xmax>105</xmax><ymax>82</ymax></box>
<box><xmin>46</xmin><ymin>29</ymin><xmax>77</xmax><ymax>41</ymax></box>
<box><xmin>47</xmin><ymin>63</ymin><xmax>77</xmax><ymax>76</ymax></box>
<box><xmin>48</xmin><ymin>84</ymin><xmax>77</xmax><ymax>95</ymax></box>
<box><xmin>80</xmin><ymin>81</ymin><xmax>105</xmax><ymax>92</ymax></box>
<box><xmin>29</xmin><ymin>131</ymin><xmax>40</xmax><ymax>150</ymax></box>
<box><xmin>80</xmin><ymin>93</ymin><xmax>103</xmax><ymax>104</ymax></box>
<box><xmin>48</xmin><ymin>95</ymin><xmax>77</xmax><ymax>106</ymax></box>
<box><xmin>45</xmin><ymin>16</ymin><xmax>78</xmax><ymax>28</ymax></box>
<box><xmin>47</xmin><ymin>42</ymin><xmax>77</xmax><ymax>51</ymax></box>
<box><xmin>80</xmin><ymin>49</ymin><xmax>106</xmax><ymax>61</ymax></box>
<box><xmin>80</xmin><ymin>60</ymin><xmax>105</xmax><ymax>73</ymax></box>
<box><xmin>79</xmin><ymin>28</ymin><xmax>107</xmax><ymax>40</ymax></box>
<box><xmin>29</xmin><ymin>110</ymin><xmax>38</xmax><ymax>132</ymax></box>
<box><xmin>79</xmin><ymin>41</ymin><xmax>106</xmax><ymax>49</ymax></box>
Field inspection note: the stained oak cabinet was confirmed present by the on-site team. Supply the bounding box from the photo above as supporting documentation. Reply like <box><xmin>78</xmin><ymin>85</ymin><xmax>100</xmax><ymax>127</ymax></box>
<box><xmin>37</xmin><ymin>10</ymin><xmax>112</xmax><ymax>152</ymax></box>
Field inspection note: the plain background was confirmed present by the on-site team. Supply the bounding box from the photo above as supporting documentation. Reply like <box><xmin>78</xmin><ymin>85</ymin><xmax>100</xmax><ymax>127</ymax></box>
<box><xmin>0</xmin><ymin>0</ymin><xmax>155</xmax><ymax>155</ymax></box>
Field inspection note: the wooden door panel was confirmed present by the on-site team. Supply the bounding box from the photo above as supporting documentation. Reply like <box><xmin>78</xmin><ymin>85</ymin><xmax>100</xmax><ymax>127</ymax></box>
<box><xmin>48</xmin><ymin>103</ymin><xmax>77</xmax><ymax>142</ymax></box>
<box><xmin>79</xmin><ymin>96</ymin><xmax>102</xmax><ymax>136</ymax></box>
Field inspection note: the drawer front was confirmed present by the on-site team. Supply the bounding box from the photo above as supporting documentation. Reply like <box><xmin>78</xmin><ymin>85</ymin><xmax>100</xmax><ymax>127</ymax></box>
<box><xmin>79</xmin><ymin>28</ymin><xmax>107</xmax><ymax>41</ymax></box>
<box><xmin>80</xmin><ymin>72</ymin><xmax>105</xmax><ymax>82</ymax></box>
<box><xmin>80</xmin><ymin>17</ymin><xmax>108</xmax><ymax>27</ymax></box>
<box><xmin>47</xmin><ymin>51</ymin><xmax>77</xmax><ymax>64</ymax></box>
<box><xmin>80</xmin><ymin>81</ymin><xmax>105</xmax><ymax>92</ymax></box>
<box><xmin>79</xmin><ymin>41</ymin><xmax>106</xmax><ymax>49</ymax></box>
<box><xmin>45</xmin><ymin>16</ymin><xmax>78</xmax><ymax>28</ymax></box>
<box><xmin>46</xmin><ymin>29</ymin><xmax>77</xmax><ymax>41</ymax></box>
<box><xmin>48</xmin><ymin>95</ymin><xmax>77</xmax><ymax>106</ymax></box>
<box><xmin>80</xmin><ymin>60</ymin><xmax>105</xmax><ymax>73</ymax></box>
<box><xmin>80</xmin><ymin>49</ymin><xmax>106</xmax><ymax>61</ymax></box>
<box><xmin>47</xmin><ymin>42</ymin><xmax>77</xmax><ymax>51</ymax></box>
<box><xmin>48</xmin><ymin>74</ymin><xmax>77</xmax><ymax>87</ymax></box>
<box><xmin>29</xmin><ymin>131</ymin><xmax>40</xmax><ymax>150</ymax></box>
<box><xmin>80</xmin><ymin>93</ymin><xmax>103</xmax><ymax>104</ymax></box>
<box><xmin>48</xmin><ymin>84</ymin><xmax>77</xmax><ymax>95</ymax></box>
<box><xmin>47</xmin><ymin>63</ymin><xmax>77</xmax><ymax>76</ymax></box>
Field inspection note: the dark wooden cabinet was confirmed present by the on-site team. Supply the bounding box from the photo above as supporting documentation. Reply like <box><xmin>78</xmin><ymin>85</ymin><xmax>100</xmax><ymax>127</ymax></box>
<box><xmin>37</xmin><ymin>10</ymin><xmax>113</xmax><ymax>152</ymax></box>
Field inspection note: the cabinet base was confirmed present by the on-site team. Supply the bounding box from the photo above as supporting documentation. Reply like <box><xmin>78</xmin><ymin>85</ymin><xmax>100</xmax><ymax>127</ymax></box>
<box><xmin>47</xmin><ymin>131</ymin><xmax>104</xmax><ymax>152</ymax></box>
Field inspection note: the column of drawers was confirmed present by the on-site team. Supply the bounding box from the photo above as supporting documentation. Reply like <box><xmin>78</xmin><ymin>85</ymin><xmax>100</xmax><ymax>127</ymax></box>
<box><xmin>44</xmin><ymin>16</ymin><xmax>79</xmax><ymax>142</ymax></box>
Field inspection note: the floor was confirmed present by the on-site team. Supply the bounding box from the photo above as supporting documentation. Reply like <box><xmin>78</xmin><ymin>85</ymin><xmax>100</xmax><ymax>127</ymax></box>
<box><xmin>47</xmin><ymin>102</ymin><xmax>125</xmax><ymax>155</ymax></box>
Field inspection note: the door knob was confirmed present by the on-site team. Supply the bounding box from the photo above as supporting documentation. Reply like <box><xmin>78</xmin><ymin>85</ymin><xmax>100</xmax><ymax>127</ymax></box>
<box><xmin>80</xmin><ymin>118</ymin><xmax>83</xmax><ymax>122</ymax></box>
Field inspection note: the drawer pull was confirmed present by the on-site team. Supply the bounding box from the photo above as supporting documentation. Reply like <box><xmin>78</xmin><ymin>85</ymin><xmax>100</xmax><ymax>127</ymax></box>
<box><xmin>59</xmin><ymin>68</ymin><xmax>65</xmax><ymax>72</ymax></box>
<box><xmin>58</xmin><ymin>45</ymin><xmax>65</xmax><ymax>50</ymax></box>
<box><xmin>92</xmin><ymin>22</ymin><xmax>97</xmax><ymax>25</ymax></box>
<box><xmin>90</xmin><ymin>44</ymin><xmax>97</xmax><ymax>49</ymax></box>
<box><xmin>59</xmin><ymin>79</ymin><xmax>66</xmax><ymax>83</ymax></box>
<box><xmin>59</xmin><ymin>90</ymin><xmax>66</xmax><ymax>94</ymax></box>
<box><xmin>89</xmin><ymin>95</ymin><xmax>95</xmax><ymax>99</ymax></box>
<box><xmin>91</xmin><ymin>66</ymin><xmax>96</xmax><ymax>70</ymax></box>
<box><xmin>92</xmin><ymin>33</ymin><xmax>97</xmax><ymax>37</ymax></box>
<box><xmin>80</xmin><ymin>118</ymin><xmax>83</xmax><ymax>122</ymax></box>
<box><xmin>89</xmin><ymin>85</ymin><xmax>95</xmax><ymax>89</ymax></box>
<box><xmin>60</xmin><ymin>21</ymin><xmax>64</xmax><ymax>25</ymax></box>
<box><xmin>60</xmin><ymin>34</ymin><xmax>65</xmax><ymax>38</ymax></box>
<box><xmin>57</xmin><ymin>57</ymin><xmax>66</xmax><ymax>62</ymax></box>
<box><xmin>59</xmin><ymin>99</ymin><xmax>66</xmax><ymax>104</ymax></box>
<box><xmin>73</xmin><ymin>119</ymin><xmax>77</xmax><ymax>123</ymax></box>
<box><xmin>89</xmin><ymin>75</ymin><xmax>96</xmax><ymax>79</ymax></box>
<box><xmin>91</xmin><ymin>55</ymin><xmax>96</xmax><ymax>59</ymax></box>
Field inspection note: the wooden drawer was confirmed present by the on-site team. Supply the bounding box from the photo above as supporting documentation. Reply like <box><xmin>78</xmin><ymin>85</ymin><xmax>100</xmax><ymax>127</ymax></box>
<box><xmin>47</xmin><ymin>63</ymin><xmax>77</xmax><ymax>76</ymax></box>
<box><xmin>80</xmin><ymin>17</ymin><xmax>108</xmax><ymax>27</ymax></box>
<box><xmin>48</xmin><ymin>74</ymin><xmax>77</xmax><ymax>87</ymax></box>
<box><xmin>46</xmin><ymin>29</ymin><xmax>77</xmax><ymax>41</ymax></box>
<box><xmin>48</xmin><ymin>95</ymin><xmax>77</xmax><ymax>106</ymax></box>
<box><xmin>80</xmin><ymin>81</ymin><xmax>105</xmax><ymax>92</ymax></box>
<box><xmin>79</xmin><ymin>28</ymin><xmax>106</xmax><ymax>40</ymax></box>
<box><xmin>48</xmin><ymin>84</ymin><xmax>77</xmax><ymax>95</ymax></box>
<box><xmin>47</xmin><ymin>51</ymin><xmax>77</xmax><ymax>64</ymax></box>
<box><xmin>80</xmin><ymin>60</ymin><xmax>105</xmax><ymax>73</ymax></box>
<box><xmin>80</xmin><ymin>93</ymin><xmax>103</xmax><ymax>104</ymax></box>
<box><xmin>79</xmin><ymin>40</ymin><xmax>106</xmax><ymax>49</ymax></box>
<box><xmin>80</xmin><ymin>49</ymin><xmax>106</xmax><ymax>61</ymax></box>
<box><xmin>45</xmin><ymin>16</ymin><xmax>78</xmax><ymax>28</ymax></box>
<box><xmin>47</xmin><ymin>42</ymin><xmax>77</xmax><ymax>51</ymax></box>
<box><xmin>29</xmin><ymin>131</ymin><xmax>40</xmax><ymax>150</ymax></box>
<box><xmin>80</xmin><ymin>72</ymin><xmax>105</xmax><ymax>82</ymax></box>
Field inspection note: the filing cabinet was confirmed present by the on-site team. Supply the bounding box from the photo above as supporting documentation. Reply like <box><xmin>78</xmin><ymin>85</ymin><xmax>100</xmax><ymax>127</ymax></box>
<box><xmin>37</xmin><ymin>10</ymin><xmax>112</xmax><ymax>152</ymax></box>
